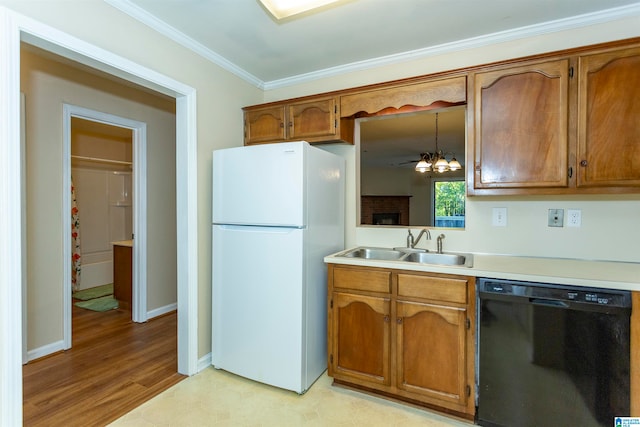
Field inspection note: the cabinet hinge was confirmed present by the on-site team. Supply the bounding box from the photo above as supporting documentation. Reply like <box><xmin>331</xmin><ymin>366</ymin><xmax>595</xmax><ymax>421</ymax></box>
<box><xmin>465</xmin><ymin>318</ymin><xmax>471</xmax><ymax>330</ymax></box>
<box><xmin>334</xmin><ymin>119</ymin><xmax>337</xmax><ymax>129</ymax></box>
<box><xmin>330</xmin><ymin>299</ymin><xmax>333</xmax><ymax>309</ymax></box>
<box><xmin>569</xmin><ymin>66</ymin><xmax>574</xmax><ymax>78</ymax></box>
<box><xmin>466</xmin><ymin>384</ymin><xmax>471</xmax><ymax>397</ymax></box>
<box><xmin>330</xmin><ymin>354</ymin><xmax>333</xmax><ymax>364</ymax></box>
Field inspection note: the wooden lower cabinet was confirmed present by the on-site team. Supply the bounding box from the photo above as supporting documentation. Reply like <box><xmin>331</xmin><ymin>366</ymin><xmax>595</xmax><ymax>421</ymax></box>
<box><xmin>331</xmin><ymin>292</ymin><xmax>390</xmax><ymax>388</ymax></box>
<box><xmin>113</xmin><ymin>243</ymin><xmax>132</xmax><ymax>310</ymax></box>
<box><xmin>327</xmin><ymin>264</ymin><xmax>475</xmax><ymax>419</ymax></box>
<box><xmin>396</xmin><ymin>301</ymin><xmax>467</xmax><ymax>406</ymax></box>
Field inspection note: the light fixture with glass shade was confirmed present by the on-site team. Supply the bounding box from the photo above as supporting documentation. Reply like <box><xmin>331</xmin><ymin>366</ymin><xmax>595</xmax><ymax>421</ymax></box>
<box><xmin>414</xmin><ymin>112</ymin><xmax>462</xmax><ymax>174</ymax></box>
<box><xmin>259</xmin><ymin>0</ymin><xmax>345</xmax><ymax>20</ymax></box>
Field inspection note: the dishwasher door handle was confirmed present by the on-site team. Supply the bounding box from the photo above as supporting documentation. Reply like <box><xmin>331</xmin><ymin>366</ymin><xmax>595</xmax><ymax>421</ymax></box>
<box><xmin>530</xmin><ymin>298</ymin><xmax>569</xmax><ymax>308</ymax></box>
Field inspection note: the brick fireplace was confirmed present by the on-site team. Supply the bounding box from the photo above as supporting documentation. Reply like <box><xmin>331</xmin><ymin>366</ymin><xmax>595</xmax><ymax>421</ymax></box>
<box><xmin>361</xmin><ymin>195</ymin><xmax>411</xmax><ymax>225</ymax></box>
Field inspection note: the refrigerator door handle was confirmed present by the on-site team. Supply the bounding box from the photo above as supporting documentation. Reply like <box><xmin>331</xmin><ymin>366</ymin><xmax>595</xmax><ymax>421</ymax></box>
<box><xmin>213</xmin><ymin>224</ymin><xmax>304</xmax><ymax>231</ymax></box>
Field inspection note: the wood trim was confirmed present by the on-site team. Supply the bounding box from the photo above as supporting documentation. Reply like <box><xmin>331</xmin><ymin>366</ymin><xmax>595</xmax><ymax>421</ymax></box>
<box><xmin>632</xmin><ymin>291</ymin><xmax>640</xmax><ymax>416</ymax></box>
<box><xmin>340</xmin><ymin>76</ymin><xmax>466</xmax><ymax>118</ymax></box>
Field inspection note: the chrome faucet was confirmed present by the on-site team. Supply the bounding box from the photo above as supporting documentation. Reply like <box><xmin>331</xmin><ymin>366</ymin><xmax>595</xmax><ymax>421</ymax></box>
<box><xmin>408</xmin><ymin>228</ymin><xmax>431</xmax><ymax>249</ymax></box>
<box><xmin>406</xmin><ymin>229</ymin><xmax>414</xmax><ymax>248</ymax></box>
<box><xmin>436</xmin><ymin>234</ymin><xmax>445</xmax><ymax>254</ymax></box>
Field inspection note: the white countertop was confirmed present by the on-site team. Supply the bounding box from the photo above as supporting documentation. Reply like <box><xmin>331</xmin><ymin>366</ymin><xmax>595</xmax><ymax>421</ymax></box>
<box><xmin>325</xmin><ymin>248</ymin><xmax>640</xmax><ymax>291</ymax></box>
<box><xmin>112</xmin><ymin>239</ymin><xmax>133</xmax><ymax>247</ymax></box>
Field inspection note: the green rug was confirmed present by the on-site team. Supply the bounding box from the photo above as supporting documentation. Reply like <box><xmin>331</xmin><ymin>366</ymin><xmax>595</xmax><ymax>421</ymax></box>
<box><xmin>74</xmin><ymin>295</ymin><xmax>119</xmax><ymax>312</ymax></box>
<box><xmin>73</xmin><ymin>284</ymin><xmax>113</xmax><ymax>301</ymax></box>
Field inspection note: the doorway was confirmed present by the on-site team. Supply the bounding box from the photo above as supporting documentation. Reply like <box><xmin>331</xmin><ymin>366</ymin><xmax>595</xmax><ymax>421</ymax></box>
<box><xmin>63</xmin><ymin>106</ymin><xmax>150</xmax><ymax>352</ymax></box>
<box><xmin>1</xmin><ymin>9</ymin><xmax>198</xmax><ymax>424</ymax></box>
<box><xmin>68</xmin><ymin>115</ymin><xmax>142</xmax><ymax>325</ymax></box>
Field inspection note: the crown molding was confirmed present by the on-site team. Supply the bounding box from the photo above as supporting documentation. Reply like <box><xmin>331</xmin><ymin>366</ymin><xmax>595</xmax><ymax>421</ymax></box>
<box><xmin>106</xmin><ymin>0</ymin><xmax>640</xmax><ymax>91</ymax></box>
<box><xmin>264</xmin><ymin>3</ymin><xmax>640</xmax><ymax>90</ymax></box>
<box><xmin>104</xmin><ymin>0</ymin><xmax>265</xmax><ymax>89</ymax></box>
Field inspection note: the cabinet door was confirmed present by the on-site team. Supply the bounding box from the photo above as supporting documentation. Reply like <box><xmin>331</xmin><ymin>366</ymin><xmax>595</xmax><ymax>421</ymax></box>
<box><xmin>331</xmin><ymin>292</ymin><xmax>391</xmax><ymax>388</ymax></box>
<box><xmin>577</xmin><ymin>46</ymin><xmax>640</xmax><ymax>187</ymax></box>
<box><xmin>287</xmin><ymin>98</ymin><xmax>337</xmax><ymax>141</ymax></box>
<box><xmin>244</xmin><ymin>105</ymin><xmax>286</xmax><ymax>144</ymax></box>
<box><xmin>113</xmin><ymin>244</ymin><xmax>132</xmax><ymax>308</ymax></box>
<box><xmin>473</xmin><ymin>60</ymin><xmax>570</xmax><ymax>189</ymax></box>
<box><xmin>396</xmin><ymin>300</ymin><xmax>467</xmax><ymax>407</ymax></box>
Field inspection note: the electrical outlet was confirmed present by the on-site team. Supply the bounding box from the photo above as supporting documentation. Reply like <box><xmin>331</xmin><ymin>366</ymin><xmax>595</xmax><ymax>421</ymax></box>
<box><xmin>492</xmin><ymin>207</ymin><xmax>507</xmax><ymax>227</ymax></box>
<box><xmin>548</xmin><ymin>209</ymin><xmax>564</xmax><ymax>227</ymax></box>
<box><xmin>567</xmin><ymin>209</ymin><xmax>582</xmax><ymax>227</ymax></box>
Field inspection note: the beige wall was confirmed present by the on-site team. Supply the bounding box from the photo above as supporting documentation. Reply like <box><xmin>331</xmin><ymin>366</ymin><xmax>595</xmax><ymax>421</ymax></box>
<box><xmin>267</xmin><ymin>17</ymin><xmax>640</xmax><ymax>264</ymax></box>
<box><xmin>21</xmin><ymin>46</ymin><xmax>178</xmax><ymax>350</ymax></box>
<box><xmin>6</xmin><ymin>1</ymin><xmax>640</xmax><ymax>362</ymax></box>
<box><xmin>6</xmin><ymin>0</ymin><xmax>263</xmax><ymax>358</ymax></box>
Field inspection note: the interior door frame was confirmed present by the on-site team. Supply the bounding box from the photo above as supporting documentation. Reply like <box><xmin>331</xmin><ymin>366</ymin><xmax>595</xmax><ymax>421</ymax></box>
<box><xmin>64</xmin><ymin>105</ymin><xmax>149</xmax><ymax>345</ymax></box>
<box><xmin>1</xmin><ymin>7</ymin><xmax>199</xmax><ymax>425</ymax></box>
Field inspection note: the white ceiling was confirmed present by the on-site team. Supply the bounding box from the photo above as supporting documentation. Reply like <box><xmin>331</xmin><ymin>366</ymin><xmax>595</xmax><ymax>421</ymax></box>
<box><xmin>112</xmin><ymin>0</ymin><xmax>640</xmax><ymax>88</ymax></box>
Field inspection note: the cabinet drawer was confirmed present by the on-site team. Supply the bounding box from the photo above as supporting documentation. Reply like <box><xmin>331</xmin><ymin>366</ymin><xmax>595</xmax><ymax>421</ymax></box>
<box><xmin>333</xmin><ymin>267</ymin><xmax>391</xmax><ymax>293</ymax></box>
<box><xmin>397</xmin><ymin>274</ymin><xmax>467</xmax><ymax>304</ymax></box>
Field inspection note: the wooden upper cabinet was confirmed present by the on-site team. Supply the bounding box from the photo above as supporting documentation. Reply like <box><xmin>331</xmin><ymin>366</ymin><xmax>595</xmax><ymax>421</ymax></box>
<box><xmin>577</xmin><ymin>46</ymin><xmax>640</xmax><ymax>187</ymax></box>
<box><xmin>244</xmin><ymin>96</ymin><xmax>351</xmax><ymax>145</ymax></box>
<box><xmin>340</xmin><ymin>76</ymin><xmax>466</xmax><ymax>117</ymax></box>
<box><xmin>244</xmin><ymin>105</ymin><xmax>286</xmax><ymax>144</ymax></box>
<box><xmin>288</xmin><ymin>98</ymin><xmax>337</xmax><ymax>140</ymax></box>
<box><xmin>471</xmin><ymin>59</ymin><xmax>570</xmax><ymax>190</ymax></box>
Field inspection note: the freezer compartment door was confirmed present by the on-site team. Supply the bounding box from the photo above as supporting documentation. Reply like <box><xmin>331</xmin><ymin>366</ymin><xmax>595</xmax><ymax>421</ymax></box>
<box><xmin>213</xmin><ymin>142</ymin><xmax>305</xmax><ymax>227</ymax></box>
<box><xmin>212</xmin><ymin>224</ymin><xmax>305</xmax><ymax>392</ymax></box>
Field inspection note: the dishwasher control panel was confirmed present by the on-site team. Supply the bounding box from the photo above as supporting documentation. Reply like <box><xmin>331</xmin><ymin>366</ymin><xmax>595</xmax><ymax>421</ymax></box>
<box><xmin>479</xmin><ymin>278</ymin><xmax>632</xmax><ymax>308</ymax></box>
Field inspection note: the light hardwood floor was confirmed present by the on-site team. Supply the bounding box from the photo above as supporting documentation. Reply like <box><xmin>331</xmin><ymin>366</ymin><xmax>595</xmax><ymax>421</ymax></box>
<box><xmin>23</xmin><ymin>302</ymin><xmax>184</xmax><ymax>427</ymax></box>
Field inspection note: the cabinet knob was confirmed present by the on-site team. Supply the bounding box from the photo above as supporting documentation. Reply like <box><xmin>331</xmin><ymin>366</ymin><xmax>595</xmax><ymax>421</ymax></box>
<box><xmin>384</xmin><ymin>315</ymin><xmax>390</xmax><ymax>323</ymax></box>
<box><xmin>580</xmin><ymin>160</ymin><xmax>588</xmax><ymax>167</ymax></box>
<box><xmin>396</xmin><ymin>317</ymin><xmax>403</xmax><ymax>324</ymax></box>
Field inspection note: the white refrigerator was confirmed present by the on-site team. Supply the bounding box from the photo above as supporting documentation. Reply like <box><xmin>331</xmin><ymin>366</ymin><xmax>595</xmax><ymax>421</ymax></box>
<box><xmin>211</xmin><ymin>141</ymin><xmax>344</xmax><ymax>394</ymax></box>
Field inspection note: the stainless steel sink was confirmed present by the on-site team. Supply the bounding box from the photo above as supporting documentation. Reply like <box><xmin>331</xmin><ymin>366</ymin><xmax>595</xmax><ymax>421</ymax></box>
<box><xmin>338</xmin><ymin>247</ymin><xmax>473</xmax><ymax>267</ymax></box>
<box><xmin>403</xmin><ymin>251</ymin><xmax>473</xmax><ymax>267</ymax></box>
<box><xmin>340</xmin><ymin>247</ymin><xmax>406</xmax><ymax>260</ymax></box>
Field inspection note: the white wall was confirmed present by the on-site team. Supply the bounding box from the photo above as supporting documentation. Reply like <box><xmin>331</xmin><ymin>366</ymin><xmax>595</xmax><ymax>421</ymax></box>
<box><xmin>271</xmin><ymin>18</ymin><xmax>640</xmax><ymax>264</ymax></box>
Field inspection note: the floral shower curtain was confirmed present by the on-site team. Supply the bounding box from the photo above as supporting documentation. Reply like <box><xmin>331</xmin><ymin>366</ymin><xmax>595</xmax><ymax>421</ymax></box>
<box><xmin>71</xmin><ymin>177</ymin><xmax>82</xmax><ymax>291</ymax></box>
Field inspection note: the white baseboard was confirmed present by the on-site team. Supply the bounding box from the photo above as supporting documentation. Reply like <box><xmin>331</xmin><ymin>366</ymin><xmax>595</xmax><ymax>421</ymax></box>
<box><xmin>27</xmin><ymin>340</ymin><xmax>65</xmax><ymax>363</ymax></box>
<box><xmin>147</xmin><ymin>302</ymin><xmax>177</xmax><ymax>320</ymax></box>
<box><xmin>198</xmin><ymin>352</ymin><xmax>212</xmax><ymax>373</ymax></box>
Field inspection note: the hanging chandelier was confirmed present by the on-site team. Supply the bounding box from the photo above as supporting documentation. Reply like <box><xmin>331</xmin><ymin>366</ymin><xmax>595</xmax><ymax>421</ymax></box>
<box><xmin>415</xmin><ymin>112</ymin><xmax>462</xmax><ymax>173</ymax></box>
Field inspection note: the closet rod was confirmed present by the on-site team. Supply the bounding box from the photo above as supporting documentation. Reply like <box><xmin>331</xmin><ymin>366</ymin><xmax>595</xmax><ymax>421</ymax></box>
<box><xmin>71</xmin><ymin>155</ymin><xmax>132</xmax><ymax>166</ymax></box>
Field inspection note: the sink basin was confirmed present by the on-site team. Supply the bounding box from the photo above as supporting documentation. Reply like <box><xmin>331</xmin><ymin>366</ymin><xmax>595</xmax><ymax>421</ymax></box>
<box><xmin>337</xmin><ymin>247</ymin><xmax>473</xmax><ymax>267</ymax></box>
<box><xmin>403</xmin><ymin>251</ymin><xmax>473</xmax><ymax>267</ymax></box>
<box><xmin>340</xmin><ymin>247</ymin><xmax>406</xmax><ymax>260</ymax></box>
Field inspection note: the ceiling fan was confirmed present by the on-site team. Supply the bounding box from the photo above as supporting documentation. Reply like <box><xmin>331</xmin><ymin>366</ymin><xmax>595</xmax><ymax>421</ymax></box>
<box><xmin>399</xmin><ymin>113</ymin><xmax>462</xmax><ymax>173</ymax></box>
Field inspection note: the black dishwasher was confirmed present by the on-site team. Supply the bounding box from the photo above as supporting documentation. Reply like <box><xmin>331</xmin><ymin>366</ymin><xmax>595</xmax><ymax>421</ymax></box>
<box><xmin>477</xmin><ymin>278</ymin><xmax>631</xmax><ymax>427</ymax></box>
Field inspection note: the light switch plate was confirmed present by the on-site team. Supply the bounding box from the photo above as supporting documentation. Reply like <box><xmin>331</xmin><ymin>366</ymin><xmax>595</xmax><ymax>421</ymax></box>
<box><xmin>548</xmin><ymin>209</ymin><xmax>564</xmax><ymax>227</ymax></box>
<box><xmin>492</xmin><ymin>207</ymin><xmax>507</xmax><ymax>227</ymax></box>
